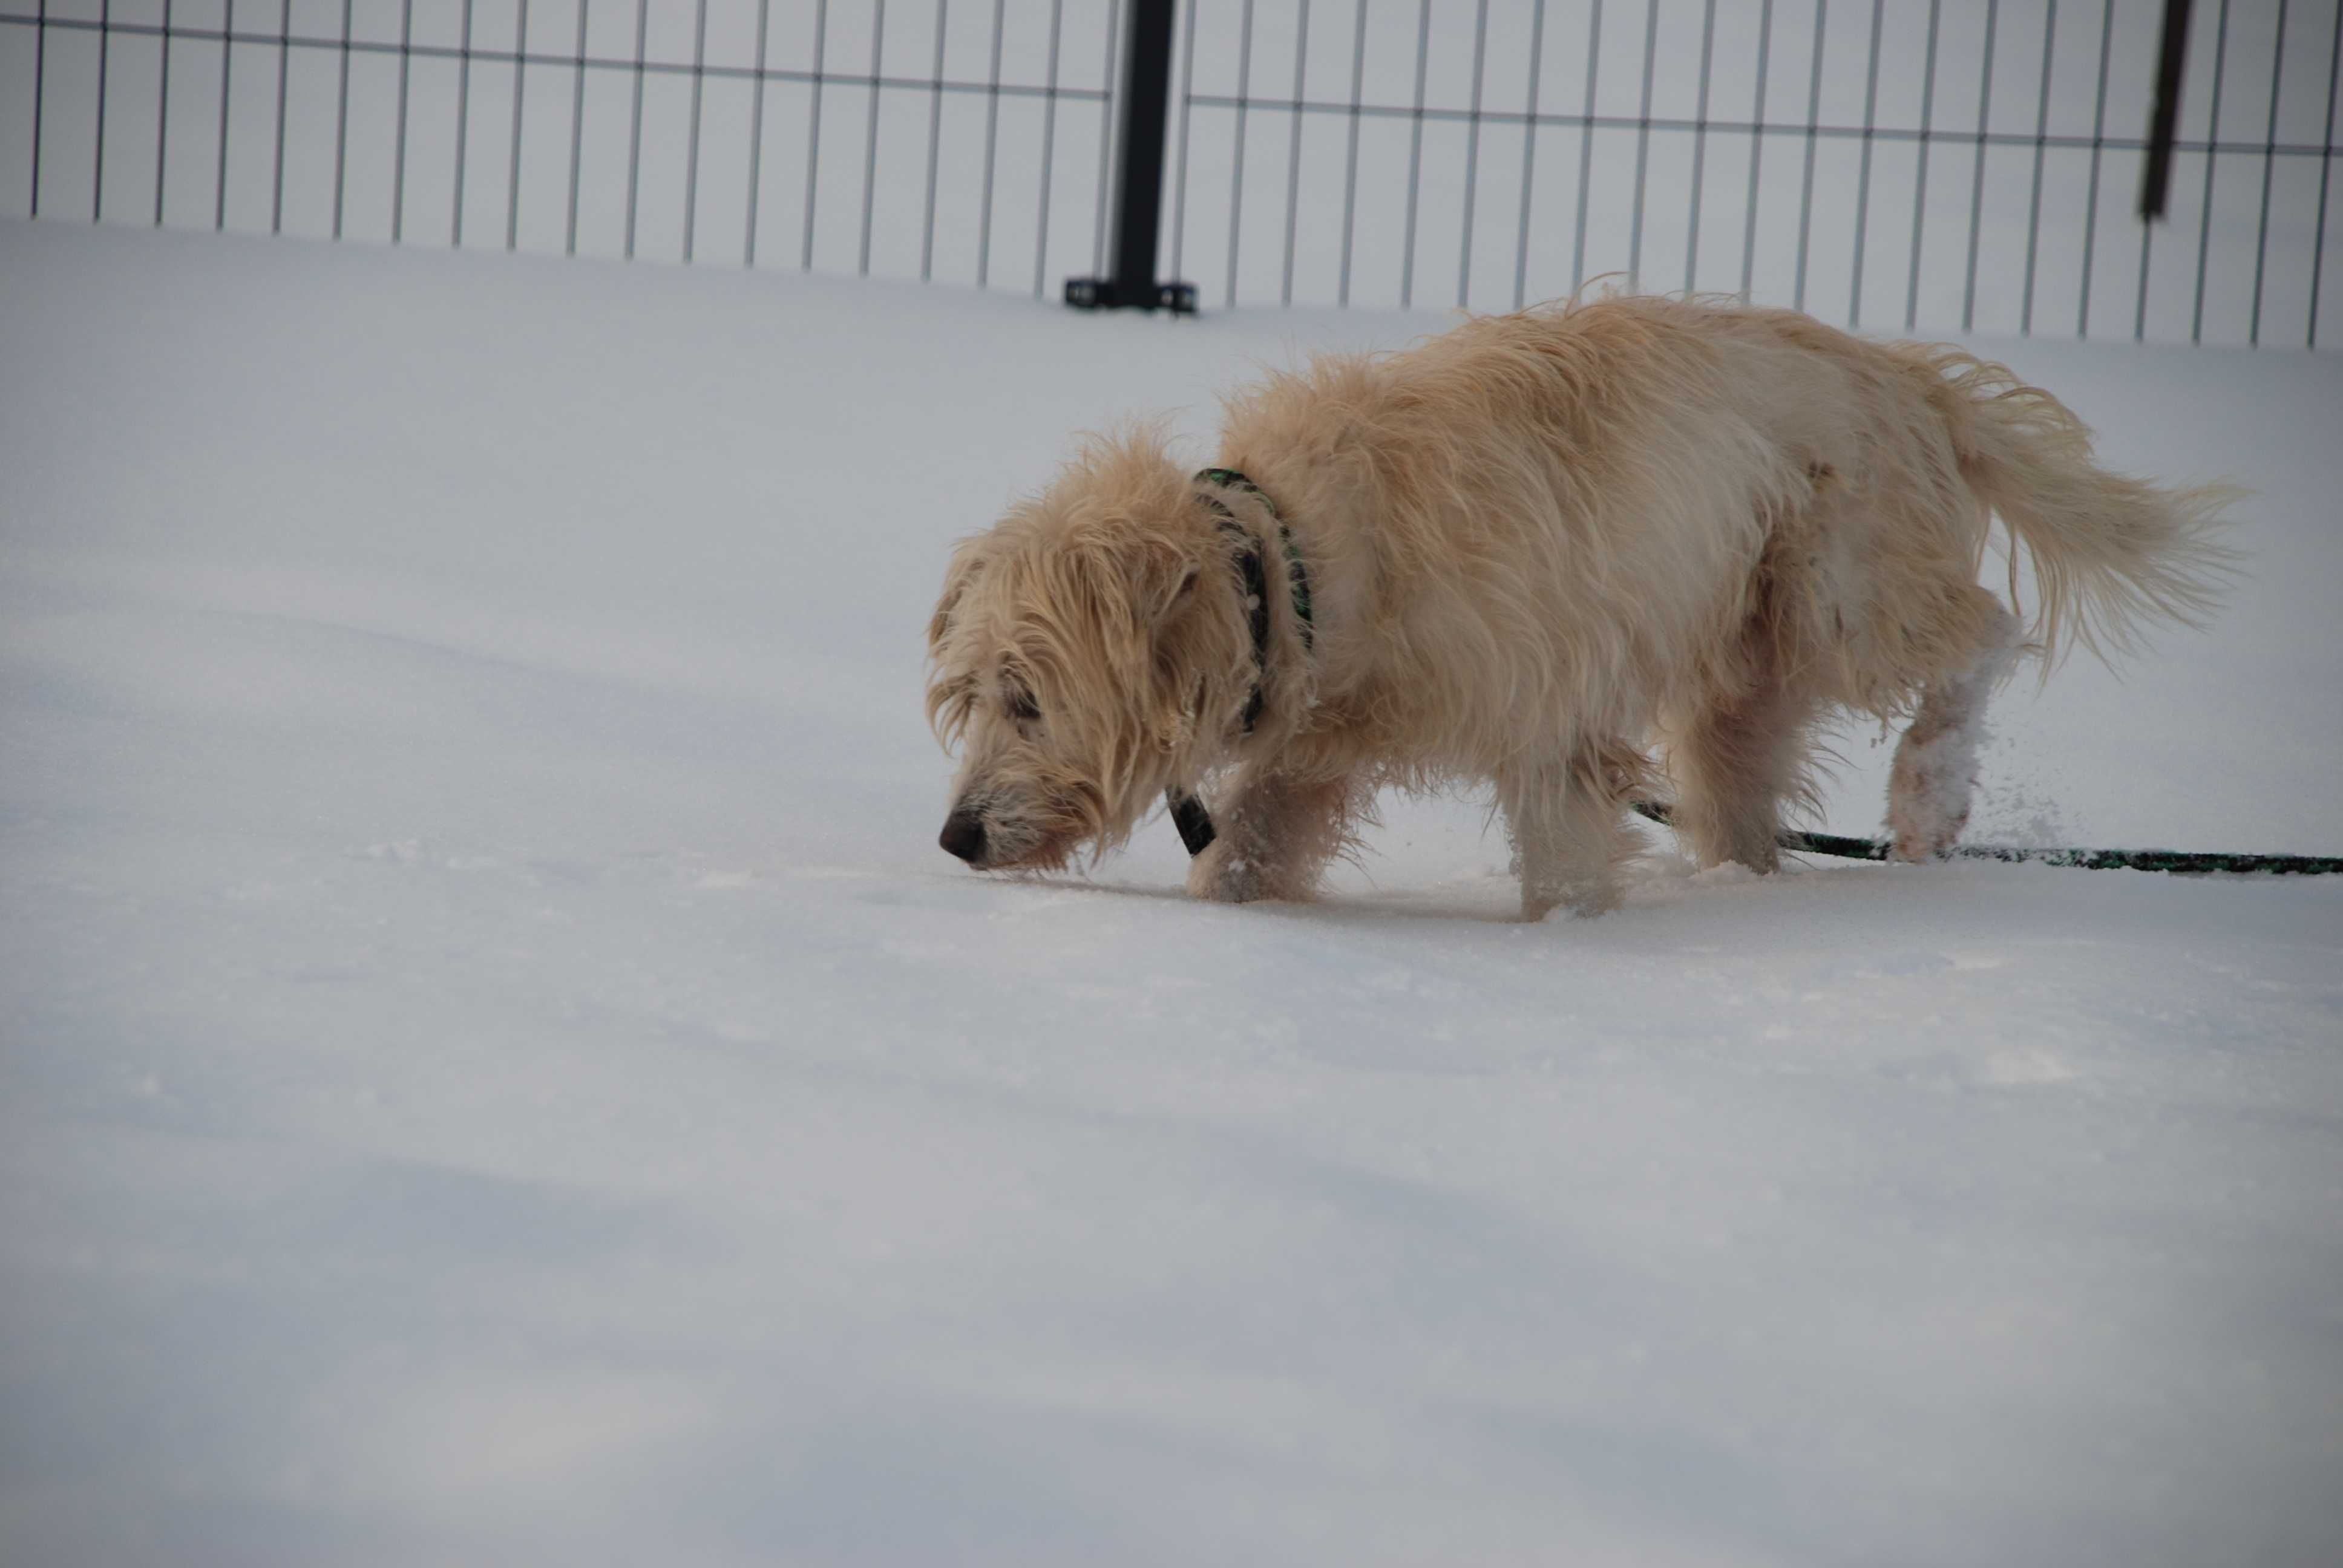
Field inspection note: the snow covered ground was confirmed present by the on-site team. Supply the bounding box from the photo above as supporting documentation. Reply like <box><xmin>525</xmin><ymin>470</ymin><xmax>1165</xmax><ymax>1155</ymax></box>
<box><xmin>3</xmin><ymin>218</ymin><xmax>2341</xmax><ymax>1565</ymax></box>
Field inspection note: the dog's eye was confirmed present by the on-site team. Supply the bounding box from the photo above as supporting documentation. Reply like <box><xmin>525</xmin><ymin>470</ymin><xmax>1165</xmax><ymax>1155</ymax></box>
<box><xmin>1006</xmin><ymin>685</ymin><xmax>1041</xmax><ymax>723</ymax></box>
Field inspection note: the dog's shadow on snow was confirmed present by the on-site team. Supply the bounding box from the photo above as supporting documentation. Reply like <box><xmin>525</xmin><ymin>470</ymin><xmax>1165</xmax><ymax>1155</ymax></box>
<box><xmin>929</xmin><ymin>866</ymin><xmax>1522</xmax><ymax>925</ymax></box>
<box><xmin>945</xmin><ymin>833</ymin><xmax>1869</xmax><ymax>929</ymax></box>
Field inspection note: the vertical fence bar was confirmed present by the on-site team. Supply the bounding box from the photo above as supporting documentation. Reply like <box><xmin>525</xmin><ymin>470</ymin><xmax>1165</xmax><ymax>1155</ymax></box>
<box><xmin>1850</xmin><ymin>0</ymin><xmax>1883</xmax><ymax>324</ymax></box>
<box><xmin>321</xmin><ymin>2</ymin><xmax>358</xmax><ymax>238</ymax></box>
<box><xmin>1227</xmin><ymin>0</ymin><xmax>1256</xmax><ymax>305</ymax></box>
<box><xmin>921</xmin><ymin>0</ymin><xmax>947</xmax><ymax>280</ymax></box>
<box><xmin>1458</xmin><ymin>0</ymin><xmax>1488</xmax><ymax>308</ymax></box>
<box><xmin>2021</xmin><ymin>0</ymin><xmax>2057</xmax><ymax>334</ymax></box>
<box><xmin>215</xmin><ymin>0</ymin><xmax>232</xmax><ymax>230</ymax></box>
<box><xmin>857</xmin><ymin>0</ymin><xmax>885</xmax><ymax>276</ymax></box>
<box><xmin>625</xmin><ymin>0</ymin><xmax>647</xmax><ymax>259</ymax></box>
<box><xmin>1035</xmin><ymin>0</ymin><xmax>1064</xmax><ymax>298</ymax></box>
<box><xmin>977</xmin><ymin>0</ymin><xmax>1002</xmax><ymax>284</ymax></box>
<box><xmin>1515</xmin><ymin>0</ymin><xmax>1547</xmax><ymax>310</ymax></box>
<box><xmin>2312</xmin><ymin>0</ymin><xmax>2341</xmax><ymax>347</ymax></box>
<box><xmin>93</xmin><ymin>0</ymin><xmax>109</xmax><ymax>222</ymax></box>
<box><xmin>1684</xmin><ymin>0</ymin><xmax>1716</xmax><ymax>294</ymax></box>
<box><xmin>1171</xmin><ymin>0</ymin><xmax>1198</xmax><ymax>281</ymax></box>
<box><xmin>454</xmin><ymin>0</ymin><xmax>474</xmax><ymax>246</ymax></box>
<box><xmin>508</xmin><ymin>0</ymin><xmax>530</xmax><ymax>252</ymax></box>
<box><xmin>1961</xmin><ymin>0</ymin><xmax>1998</xmax><ymax>332</ymax></box>
<box><xmin>568</xmin><ymin>0</ymin><xmax>586</xmax><ymax>256</ymax></box>
<box><xmin>2135</xmin><ymin>36</ymin><xmax>2166</xmax><ymax>341</ymax></box>
<box><xmin>29</xmin><ymin>0</ymin><xmax>44</xmax><ymax>218</ymax></box>
<box><xmin>1339</xmin><ymin>0</ymin><xmax>1365</xmax><ymax>305</ymax></box>
<box><xmin>154</xmin><ymin>0</ymin><xmax>171</xmax><ymax>227</ymax></box>
<box><xmin>394</xmin><ymin>0</ymin><xmax>413</xmax><ymax>242</ymax></box>
<box><xmin>2248</xmin><ymin>0</ymin><xmax>2289</xmax><ymax>345</ymax></box>
<box><xmin>747</xmin><ymin>0</ymin><xmax>772</xmax><ymax>266</ymax></box>
<box><xmin>684</xmin><ymin>0</ymin><xmax>706</xmax><ymax>261</ymax></box>
<box><xmin>2189</xmin><ymin>0</ymin><xmax>2230</xmax><ymax>343</ymax></box>
<box><xmin>1743</xmin><ymin>0</ymin><xmax>1771</xmax><ymax>302</ymax></box>
<box><xmin>1740</xmin><ymin>0</ymin><xmax>1774</xmax><ymax>304</ymax></box>
<box><xmin>2078</xmin><ymin>0</ymin><xmax>2113</xmax><ymax>335</ymax></box>
<box><xmin>1284</xmin><ymin>0</ymin><xmax>1312</xmax><ymax>307</ymax></box>
<box><xmin>1090</xmin><ymin>0</ymin><xmax>1122</xmax><ymax>277</ymax></box>
<box><xmin>333</xmin><ymin>0</ymin><xmax>352</xmax><ymax>241</ymax></box>
<box><xmin>1401</xmin><ymin>0</ymin><xmax>1429</xmax><ymax>307</ymax></box>
<box><xmin>270</xmin><ymin>0</ymin><xmax>287</xmax><ymax>234</ymax></box>
<box><xmin>1905</xmin><ymin>0</ymin><xmax>1941</xmax><ymax>328</ymax></box>
<box><xmin>804</xmin><ymin>0</ymin><xmax>829</xmax><ymax>272</ymax></box>
<box><xmin>1626</xmin><ymin>0</ymin><xmax>1657</xmax><ymax>289</ymax></box>
<box><xmin>1571</xmin><ymin>0</ymin><xmax>1601</xmax><ymax>290</ymax></box>
<box><xmin>1794</xmin><ymin>0</ymin><xmax>1825</xmax><ymax>310</ymax></box>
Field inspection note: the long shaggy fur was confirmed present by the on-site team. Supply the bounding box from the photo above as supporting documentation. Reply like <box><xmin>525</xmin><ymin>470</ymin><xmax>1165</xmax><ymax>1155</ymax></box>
<box><xmin>926</xmin><ymin>295</ymin><xmax>2236</xmax><ymax>916</ymax></box>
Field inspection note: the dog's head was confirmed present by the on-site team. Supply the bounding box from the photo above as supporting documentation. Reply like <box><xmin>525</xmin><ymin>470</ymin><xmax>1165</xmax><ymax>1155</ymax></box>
<box><xmin>925</xmin><ymin>433</ymin><xmax>1254</xmax><ymax>872</ymax></box>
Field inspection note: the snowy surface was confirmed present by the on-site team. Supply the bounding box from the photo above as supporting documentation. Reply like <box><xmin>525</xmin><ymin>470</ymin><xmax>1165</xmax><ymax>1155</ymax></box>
<box><xmin>4</xmin><ymin>219</ymin><xmax>2342</xmax><ymax>1565</ymax></box>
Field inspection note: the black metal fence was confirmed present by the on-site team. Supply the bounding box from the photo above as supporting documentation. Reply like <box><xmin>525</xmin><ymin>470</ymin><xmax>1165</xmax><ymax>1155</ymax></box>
<box><xmin>1161</xmin><ymin>0</ymin><xmax>2341</xmax><ymax>345</ymax></box>
<box><xmin>4</xmin><ymin>2</ymin><xmax>2336</xmax><ymax>348</ymax></box>
<box><xmin>1</xmin><ymin>1</ymin><xmax>1126</xmax><ymax>294</ymax></box>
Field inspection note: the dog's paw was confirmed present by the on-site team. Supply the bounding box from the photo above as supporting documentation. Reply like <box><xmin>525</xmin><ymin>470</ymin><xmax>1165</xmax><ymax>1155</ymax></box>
<box><xmin>1522</xmin><ymin>880</ymin><xmax>1619</xmax><ymax>921</ymax></box>
<box><xmin>1887</xmin><ymin>746</ymin><xmax>1973</xmax><ymax>861</ymax></box>
<box><xmin>1889</xmin><ymin>823</ymin><xmax>1967</xmax><ymax>861</ymax></box>
<box><xmin>1185</xmin><ymin>842</ymin><xmax>1262</xmax><ymax>903</ymax></box>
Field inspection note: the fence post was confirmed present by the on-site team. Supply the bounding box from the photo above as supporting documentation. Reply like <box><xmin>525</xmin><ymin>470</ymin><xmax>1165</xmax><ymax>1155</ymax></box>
<box><xmin>1067</xmin><ymin>0</ymin><xmax>1197</xmax><ymax>313</ymax></box>
<box><xmin>2138</xmin><ymin>0</ymin><xmax>2195</xmax><ymax>219</ymax></box>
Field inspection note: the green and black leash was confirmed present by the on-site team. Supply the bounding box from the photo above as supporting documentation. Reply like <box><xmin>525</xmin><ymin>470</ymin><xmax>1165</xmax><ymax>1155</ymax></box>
<box><xmin>1629</xmin><ymin>801</ymin><xmax>2343</xmax><ymax>876</ymax></box>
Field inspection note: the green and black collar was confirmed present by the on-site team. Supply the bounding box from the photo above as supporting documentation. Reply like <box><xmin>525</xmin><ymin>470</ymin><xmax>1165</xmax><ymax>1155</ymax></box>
<box><xmin>1168</xmin><ymin>468</ymin><xmax>1314</xmax><ymax>857</ymax></box>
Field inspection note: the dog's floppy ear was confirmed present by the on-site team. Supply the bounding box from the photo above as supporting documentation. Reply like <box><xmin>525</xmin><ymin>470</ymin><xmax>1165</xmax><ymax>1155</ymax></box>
<box><xmin>1055</xmin><ymin>527</ymin><xmax>1202</xmax><ymax>644</ymax></box>
<box><xmin>1127</xmin><ymin>540</ymin><xmax>1224</xmax><ymax>752</ymax></box>
<box><xmin>1129</xmin><ymin>537</ymin><xmax>1205</xmax><ymax>626</ymax></box>
<box><xmin>928</xmin><ymin>543</ymin><xmax>986</xmax><ymax>653</ymax></box>
<box><xmin>1167</xmin><ymin>558</ymin><xmax>1204</xmax><ymax>611</ymax></box>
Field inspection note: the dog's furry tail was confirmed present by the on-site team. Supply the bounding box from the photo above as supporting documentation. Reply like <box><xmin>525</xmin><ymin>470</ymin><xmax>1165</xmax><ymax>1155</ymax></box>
<box><xmin>1923</xmin><ymin>348</ymin><xmax>2242</xmax><ymax>668</ymax></box>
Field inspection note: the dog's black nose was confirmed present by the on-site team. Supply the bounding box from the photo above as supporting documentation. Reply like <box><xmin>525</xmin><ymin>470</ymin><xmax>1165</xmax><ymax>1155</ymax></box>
<box><xmin>939</xmin><ymin>810</ymin><xmax>988</xmax><ymax>864</ymax></box>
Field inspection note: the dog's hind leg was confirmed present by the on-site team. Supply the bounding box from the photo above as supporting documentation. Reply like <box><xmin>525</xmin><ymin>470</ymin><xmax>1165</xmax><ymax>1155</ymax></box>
<box><xmin>1499</xmin><ymin>741</ymin><xmax>1639</xmax><ymax>921</ymax></box>
<box><xmin>1887</xmin><ymin>591</ymin><xmax>2024</xmax><ymax>861</ymax></box>
<box><xmin>1187</xmin><ymin>769</ymin><xmax>1360</xmax><ymax>904</ymax></box>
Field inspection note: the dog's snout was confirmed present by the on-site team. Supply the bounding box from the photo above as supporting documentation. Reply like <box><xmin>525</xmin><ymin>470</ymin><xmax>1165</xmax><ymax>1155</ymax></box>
<box><xmin>939</xmin><ymin>809</ymin><xmax>988</xmax><ymax>865</ymax></box>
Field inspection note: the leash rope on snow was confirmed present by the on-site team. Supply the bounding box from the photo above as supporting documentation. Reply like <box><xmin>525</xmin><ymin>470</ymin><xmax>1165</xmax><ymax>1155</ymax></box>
<box><xmin>1630</xmin><ymin>801</ymin><xmax>2343</xmax><ymax>877</ymax></box>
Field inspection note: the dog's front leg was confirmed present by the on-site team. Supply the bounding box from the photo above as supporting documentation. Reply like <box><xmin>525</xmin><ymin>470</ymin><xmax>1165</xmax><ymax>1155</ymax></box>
<box><xmin>1499</xmin><ymin>749</ymin><xmax>1631</xmax><ymax>921</ymax></box>
<box><xmin>1185</xmin><ymin>769</ymin><xmax>1354</xmax><ymax>904</ymax></box>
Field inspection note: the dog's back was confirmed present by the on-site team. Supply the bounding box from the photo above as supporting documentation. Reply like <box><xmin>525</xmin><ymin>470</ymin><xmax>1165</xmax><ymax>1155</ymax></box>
<box><xmin>1218</xmin><ymin>299</ymin><xmax>1936</xmax><ymax>776</ymax></box>
<box><xmin>1221</xmin><ymin>296</ymin><xmax>2230</xmax><ymax>756</ymax></box>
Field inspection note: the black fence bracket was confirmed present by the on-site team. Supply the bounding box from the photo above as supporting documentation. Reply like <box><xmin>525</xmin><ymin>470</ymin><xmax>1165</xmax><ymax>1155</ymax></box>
<box><xmin>1066</xmin><ymin>0</ymin><xmax>1196</xmax><ymax>315</ymax></box>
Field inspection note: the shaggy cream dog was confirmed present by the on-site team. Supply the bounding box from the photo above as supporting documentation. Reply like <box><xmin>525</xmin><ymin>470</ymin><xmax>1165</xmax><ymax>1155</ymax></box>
<box><xmin>926</xmin><ymin>295</ymin><xmax>2234</xmax><ymax>918</ymax></box>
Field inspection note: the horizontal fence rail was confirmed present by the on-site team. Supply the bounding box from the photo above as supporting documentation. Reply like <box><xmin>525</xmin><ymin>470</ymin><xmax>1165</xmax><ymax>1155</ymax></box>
<box><xmin>2</xmin><ymin>2</ymin><xmax>2337</xmax><ymax>348</ymax></box>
